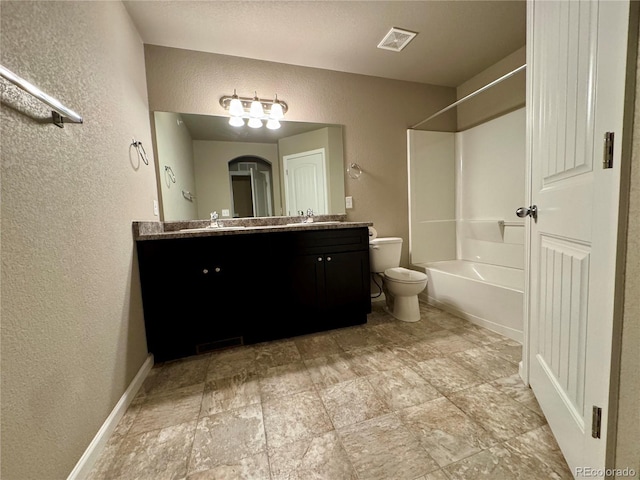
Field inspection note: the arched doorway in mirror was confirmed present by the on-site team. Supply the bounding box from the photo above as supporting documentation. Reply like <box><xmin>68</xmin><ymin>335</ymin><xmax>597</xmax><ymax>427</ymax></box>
<box><xmin>228</xmin><ymin>156</ymin><xmax>274</xmax><ymax>217</ymax></box>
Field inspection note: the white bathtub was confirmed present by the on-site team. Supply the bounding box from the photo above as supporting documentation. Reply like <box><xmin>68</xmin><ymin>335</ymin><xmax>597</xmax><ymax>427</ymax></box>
<box><xmin>414</xmin><ymin>260</ymin><xmax>524</xmax><ymax>343</ymax></box>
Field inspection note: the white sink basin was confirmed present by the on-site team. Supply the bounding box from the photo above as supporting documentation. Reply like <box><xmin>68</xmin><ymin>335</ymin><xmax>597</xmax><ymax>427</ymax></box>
<box><xmin>180</xmin><ymin>226</ymin><xmax>246</xmax><ymax>232</ymax></box>
<box><xmin>286</xmin><ymin>221</ymin><xmax>341</xmax><ymax>227</ymax></box>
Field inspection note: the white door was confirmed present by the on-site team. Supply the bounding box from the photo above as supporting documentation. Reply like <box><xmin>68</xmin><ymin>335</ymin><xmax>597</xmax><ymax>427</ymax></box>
<box><xmin>250</xmin><ymin>169</ymin><xmax>271</xmax><ymax>217</ymax></box>
<box><xmin>526</xmin><ymin>0</ymin><xmax>630</xmax><ymax>475</ymax></box>
<box><xmin>283</xmin><ymin>148</ymin><xmax>328</xmax><ymax>216</ymax></box>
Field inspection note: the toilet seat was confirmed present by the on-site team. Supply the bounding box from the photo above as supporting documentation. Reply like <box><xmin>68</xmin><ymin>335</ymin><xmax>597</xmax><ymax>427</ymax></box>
<box><xmin>384</xmin><ymin>267</ymin><xmax>427</xmax><ymax>284</ymax></box>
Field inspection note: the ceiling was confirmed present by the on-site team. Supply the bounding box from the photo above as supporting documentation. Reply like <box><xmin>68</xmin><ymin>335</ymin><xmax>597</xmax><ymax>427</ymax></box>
<box><xmin>123</xmin><ymin>1</ymin><xmax>526</xmax><ymax>88</ymax></box>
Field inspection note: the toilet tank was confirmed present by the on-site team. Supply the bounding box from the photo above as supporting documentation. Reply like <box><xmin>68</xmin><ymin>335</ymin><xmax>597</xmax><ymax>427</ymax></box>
<box><xmin>369</xmin><ymin>237</ymin><xmax>403</xmax><ymax>273</ymax></box>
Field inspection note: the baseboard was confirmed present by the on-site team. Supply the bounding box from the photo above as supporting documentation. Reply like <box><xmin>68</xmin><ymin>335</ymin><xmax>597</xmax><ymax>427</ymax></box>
<box><xmin>519</xmin><ymin>361</ymin><xmax>527</xmax><ymax>385</ymax></box>
<box><xmin>67</xmin><ymin>354</ymin><xmax>154</xmax><ymax>480</ymax></box>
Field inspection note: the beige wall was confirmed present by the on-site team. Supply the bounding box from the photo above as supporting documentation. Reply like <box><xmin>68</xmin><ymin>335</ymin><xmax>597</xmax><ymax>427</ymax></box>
<box><xmin>456</xmin><ymin>46</ymin><xmax>526</xmax><ymax>131</ymax></box>
<box><xmin>615</xmin><ymin>12</ymin><xmax>640</xmax><ymax>477</ymax></box>
<box><xmin>0</xmin><ymin>2</ymin><xmax>157</xmax><ymax>479</ymax></box>
<box><xmin>154</xmin><ymin>111</ymin><xmax>198</xmax><ymax>221</ymax></box>
<box><xmin>144</xmin><ymin>45</ymin><xmax>457</xmax><ymax>266</ymax></box>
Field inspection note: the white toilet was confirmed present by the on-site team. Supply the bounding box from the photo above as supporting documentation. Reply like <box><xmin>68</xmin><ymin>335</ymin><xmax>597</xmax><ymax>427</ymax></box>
<box><xmin>369</xmin><ymin>237</ymin><xmax>428</xmax><ymax>322</ymax></box>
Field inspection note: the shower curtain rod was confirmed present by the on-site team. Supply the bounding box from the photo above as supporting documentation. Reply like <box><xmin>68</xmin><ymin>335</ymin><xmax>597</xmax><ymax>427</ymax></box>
<box><xmin>410</xmin><ymin>64</ymin><xmax>526</xmax><ymax>129</ymax></box>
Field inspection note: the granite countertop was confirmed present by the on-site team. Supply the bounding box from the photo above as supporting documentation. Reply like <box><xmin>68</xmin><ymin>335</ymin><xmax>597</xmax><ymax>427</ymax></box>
<box><xmin>133</xmin><ymin>214</ymin><xmax>373</xmax><ymax>241</ymax></box>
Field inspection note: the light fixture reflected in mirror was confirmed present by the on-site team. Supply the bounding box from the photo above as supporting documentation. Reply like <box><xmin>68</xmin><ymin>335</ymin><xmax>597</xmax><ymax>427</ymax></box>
<box><xmin>266</xmin><ymin>119</ymin><xmax>280</xmax><ymax>130</ymax></box>
<box><xmin>228</xmin><ymin>116</ymin><xmax>244</xmax><ymax>127</ymax></box>
<box><xmin>220</xmin><ymin>91</ymin><xmax>288</xmax><ymax>129</ymax></box>
<box><xmin>248</xmin><ymin>117</ymin><xmax>263</xmax><ymax>128</ymax></box>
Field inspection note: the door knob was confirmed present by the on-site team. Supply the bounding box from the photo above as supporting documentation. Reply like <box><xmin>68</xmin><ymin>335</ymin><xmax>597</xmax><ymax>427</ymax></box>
<box><xmin>516</xmin><ymin>205</ymin><xmax>538</xmax><ymax>220</ymax></box>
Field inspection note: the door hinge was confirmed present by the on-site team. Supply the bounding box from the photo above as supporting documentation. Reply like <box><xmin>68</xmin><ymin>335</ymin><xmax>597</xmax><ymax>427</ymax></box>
<box><xmin>603</xmin><ymin>132</ymin><xmax>614</xmax><ymax>169</ymax></box>
<box><xmin>592</xmin><ymin>406</ymin><xmax>602</xmax><ymax>439</ymax></box>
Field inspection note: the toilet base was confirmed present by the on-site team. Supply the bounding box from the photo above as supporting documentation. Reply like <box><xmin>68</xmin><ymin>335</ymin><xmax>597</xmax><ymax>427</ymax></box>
<box><xmin>387</xmin><ymin>295</ymin><xmax>421</xmax><ymax>322</ymax></box>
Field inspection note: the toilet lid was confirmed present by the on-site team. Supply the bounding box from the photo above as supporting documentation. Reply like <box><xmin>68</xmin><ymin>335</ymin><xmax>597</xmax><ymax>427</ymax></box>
<box><xmin>384</xmin><ymin>267</ymin><xmax>427</xmax><ymax>283</ymax></box>
<box><xmin>369</xmin><ymin>237</ymin><xmax>402</xmax><ymax>246</ymax></box>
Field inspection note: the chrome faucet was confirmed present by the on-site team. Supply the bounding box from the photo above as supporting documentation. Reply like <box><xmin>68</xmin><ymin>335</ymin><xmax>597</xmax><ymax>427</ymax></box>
<box><xmin>210</xmin><ymin>211</ymin><xmax>219</xmax><ymax>228</ymax></box>
<box><xmin>305</xmin><ymin>208</ymin><xmax>314</xmax><ymax>223</ymax></box>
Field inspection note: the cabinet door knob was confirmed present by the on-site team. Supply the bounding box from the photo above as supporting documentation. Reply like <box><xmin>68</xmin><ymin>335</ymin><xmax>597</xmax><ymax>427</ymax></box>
<box><xmin>327</xmin><ymin>256</ymin><xmax>332</xmax><ymax>261</ymax></box>
<box><xmin>317</xmin><ymin>257</ymin><xmax>323</xmax><ymax>262</ymax></box>
<box><xmin>202</xmin><ymin>269</ymin><xmax>209</xmax><ymax>274</ymax></box>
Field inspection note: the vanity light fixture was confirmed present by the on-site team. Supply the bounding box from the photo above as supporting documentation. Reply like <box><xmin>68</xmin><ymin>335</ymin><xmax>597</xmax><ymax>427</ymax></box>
<box><xmin>249</xmin><ymin>92</ymin><xmax>264</xmax><ymax>118</ymax></box>
<box><xmin>266</xmin><ymin>94</ymin><xmax>284</xmax><ymax>129</ymax></box>
<box><xmin>229</xmin><ymin>116</ymin><xmax>244</xmax><ymax>127</ymax></box>
<box><xmin>248</xmin><ymin>117</ymin><xmax>263</xmax><ymax>129</ymax></box>
<box><xmin>220</xmin><ymin>91</ymin><xmax>288</xmax><ymax>129</ymax></box>
<box><xmin>266</xmin><ymin>118</ymin><xmax>280</xmax><ymax>130</ymax></box>
<box><xmin>228</xmin><ymin>90</ymin><xmax>244</xmax><ymax>117</ymax></box>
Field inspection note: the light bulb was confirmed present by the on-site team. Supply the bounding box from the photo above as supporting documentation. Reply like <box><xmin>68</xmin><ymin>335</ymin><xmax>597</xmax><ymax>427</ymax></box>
<box><xmin>270</xmin><ymin>101</ymin><xmax>284</xmax><ymax>120</ymax></box>
<box><xmin>229</xmin><ymin>97</ymin><xmax>244</xmax><ymax>117</ymax></box>
<box><xmin>228</xmin><ymin>89</ymin><xmax>245</xmax><ymax>117</ymax></box>
<box><xmin>250</xmin><ymin>93</ymin><xmax>264</xmax><ymax>118</ymax></box>
<box><xmin>229</xmin><ymin>116</ymin><xmax>244</xmax><ymax>127</ymax></box>
<box><xmin>266</xmin><ymin>119</ymin><xmax>281</xmax><ymax>130</ymax></box>
<box><xmin>248</xmin><ymin>117</ymin><xmax>262</xmax><ymax>128</ymax></box>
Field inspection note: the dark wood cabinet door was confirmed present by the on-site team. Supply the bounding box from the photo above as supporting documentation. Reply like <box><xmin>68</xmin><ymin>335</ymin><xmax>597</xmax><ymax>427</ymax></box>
<box><xmin>283</xmin><ymin>249</ymin><xmax>369</xmax><ymax>335</ymax></box>
<box><xmin>186</xmin><ymin>251</ymin><xmax>244</xmax><ymax>353</ymax></box>
<box><xmin>137</xmin><ymin>239</ymin><xmax>199</xmax><ymax>361</ymax></box>
<box><xmin>322</xmin><ymin>250</ymin><xmax>369</xmax><ymax>313</ymax></box>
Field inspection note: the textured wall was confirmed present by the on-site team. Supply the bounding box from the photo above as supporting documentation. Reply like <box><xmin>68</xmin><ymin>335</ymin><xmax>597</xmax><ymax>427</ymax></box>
<box><xmin>0</xmin><ymin>2</ymin><xmax>157</xmax><ymax>478</ymax></box>
<box><xmin>144</xmin><ymin>45</ymin><xmax>457</xmax><ymax>266</ymax></box>
<box><xmin>615</xmin><ymin>14</ymin><xmax>640</xmax><ymax>478</ymax></box>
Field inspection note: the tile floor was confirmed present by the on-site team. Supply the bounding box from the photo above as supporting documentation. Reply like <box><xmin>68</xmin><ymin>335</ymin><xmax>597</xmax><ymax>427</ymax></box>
<box><xmin>88</xmin><ymin>300</ymin><xmax>573</xmax><ymax>480</ymax></box>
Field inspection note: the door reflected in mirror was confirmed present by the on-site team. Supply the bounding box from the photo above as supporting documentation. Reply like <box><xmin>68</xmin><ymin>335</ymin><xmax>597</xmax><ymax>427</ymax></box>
<box><xmin>153</xmin><ymin>112</ymin><xmax>346</xmax><ymax>221</ymax></box>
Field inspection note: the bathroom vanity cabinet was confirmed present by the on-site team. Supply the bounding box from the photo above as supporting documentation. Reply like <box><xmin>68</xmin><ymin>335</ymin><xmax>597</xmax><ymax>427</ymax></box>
<box><xmin>287</xmin><ymin>232</ymin><xmax>370</xmax><ymax>320</ymax></box>
<box><xmin>248</xmin><ymin>228</ymin><xmax>371</xmax><ymax>344</ymax></box>
<box><xmin>136</xmin><ymin>234</ymin><xmax>250</xmax><ymax>361</ymax></box>
<box><xmin>136</xmin><ymin>225</ymin><xmax>371</xmax><ymax>362</ymax></box>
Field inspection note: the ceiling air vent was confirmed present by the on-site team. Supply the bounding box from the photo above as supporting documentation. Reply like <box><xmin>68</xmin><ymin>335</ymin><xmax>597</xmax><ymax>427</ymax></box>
<box><xmin>377</xmin><ymin>27</ymin><xmax>418</xmax><ymax>52</ymax></box>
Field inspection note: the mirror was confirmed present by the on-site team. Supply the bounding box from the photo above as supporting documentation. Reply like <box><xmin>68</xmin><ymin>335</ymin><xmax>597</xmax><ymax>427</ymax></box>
<box><xmin>153</xmin><ymin>112</ymin><xmax>346</xmax><ymax>221</ymax></box>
